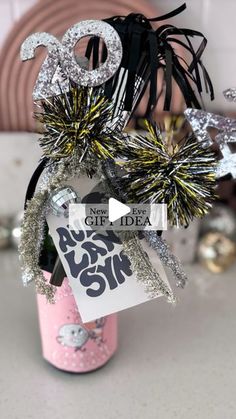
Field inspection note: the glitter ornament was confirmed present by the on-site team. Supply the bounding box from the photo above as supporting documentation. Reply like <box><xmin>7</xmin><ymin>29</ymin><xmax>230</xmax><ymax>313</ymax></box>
<box><xmin>200</xmin><ymin>204</ymin><xmax>236</xmax><ymax>241</ymax></box>
<box><xmin>49</xmin><ymin>186</ymin><xmax>80</xmax><ymax>217</ymax></box>
<box><xmin>223</xmin><ymin>88</ymin><xmax>236</xmax><ymax>102</ymax></box>
<box><xmin>11</xmin><ymin>211</ymin><xmax>24</xmax><ymax>248</ymax></box>
<box><xmin>198</xmin><ymin>232</ymin><xmax>236</xmax><ymax>273</ymax></box>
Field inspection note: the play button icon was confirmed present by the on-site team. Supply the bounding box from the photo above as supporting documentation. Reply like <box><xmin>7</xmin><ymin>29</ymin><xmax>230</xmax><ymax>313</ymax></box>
<box><xmin>108</xmin><ymin>198</ymin><xmax>130</xmax><ymax>222</ymax></box>
<box><xmin>69</xmin><ymin>182</ymin><xmax>167</xmax><ymax>232</ymax></box>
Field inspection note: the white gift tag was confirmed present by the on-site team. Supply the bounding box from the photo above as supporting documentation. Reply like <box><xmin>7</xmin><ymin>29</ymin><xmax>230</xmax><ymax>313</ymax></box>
<box><xmin>46</xmin><ymin>176</ymin><xmax>170</xmax><ymax>322</ymax></box>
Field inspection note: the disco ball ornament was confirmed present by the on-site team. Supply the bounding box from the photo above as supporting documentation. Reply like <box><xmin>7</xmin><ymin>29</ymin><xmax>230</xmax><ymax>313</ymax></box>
<box><xmin>11</xmin><ymin>211</ymin><xmax>24</xmax><ymax>248</ymax></box>
<box><xmin>49</xmin><ymin>187</ymin><xmax>80</xmax><ymax>217</ymax></box>
<box><xmin>200</xmin><ymin>204</ymin><xmax>236</xmax><ymax>241</ymax></box>
<box><xmin>198</xmin><ymin>232</ymin><xmax>236</xmax><ymax>273</ymax></box>
<box><xmin>0</xmin><ymin>217</ymin><xmax>11</xmax><ymax>249</ymax></box>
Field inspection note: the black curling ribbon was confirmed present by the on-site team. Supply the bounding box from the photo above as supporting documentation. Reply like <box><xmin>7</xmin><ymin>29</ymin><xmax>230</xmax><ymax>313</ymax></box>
<box><xmin>146</xmin><ymin>30</ymin><xmax>159</xmax><ymax>116</ymax></box>
<box><xmin>85</xmin><ymin>3</ymin><xmax>214</xmax><ymax>117</ymax></box>
<box><xmin>123</xmin><ymin>24</ymin><xmax>143</xmax><ymax>111</ymax></box>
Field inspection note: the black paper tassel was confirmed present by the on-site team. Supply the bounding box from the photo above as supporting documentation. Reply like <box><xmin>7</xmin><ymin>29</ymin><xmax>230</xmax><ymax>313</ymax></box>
<box><xmin>85</xmin><ymin>3</ymin><xmax>214</xmax><ymax>117</ymax></box>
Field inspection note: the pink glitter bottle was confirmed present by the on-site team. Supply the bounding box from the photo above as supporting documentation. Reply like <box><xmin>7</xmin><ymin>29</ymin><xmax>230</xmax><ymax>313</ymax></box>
<box><xmin>37</xmin><ymin>271</ymin><xmax>118</xmax><ymax>373</ymax></box>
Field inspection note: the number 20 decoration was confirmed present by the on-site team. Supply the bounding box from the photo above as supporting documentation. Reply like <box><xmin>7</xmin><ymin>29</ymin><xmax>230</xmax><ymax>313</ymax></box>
<box><xmin>20</xmin><ymin>20</ymin><xmax>123</xmax><ymax>100</ymax></box>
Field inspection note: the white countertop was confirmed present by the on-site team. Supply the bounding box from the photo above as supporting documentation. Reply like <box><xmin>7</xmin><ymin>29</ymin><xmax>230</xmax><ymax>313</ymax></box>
<box><xmin>0</xmin><ymin>249</ymin><xmax>236</xmax><ymax>419</ymax></box>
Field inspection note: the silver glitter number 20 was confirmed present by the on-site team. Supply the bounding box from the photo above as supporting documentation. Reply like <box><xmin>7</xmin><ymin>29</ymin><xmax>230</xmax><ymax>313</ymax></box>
<box><xmin>21</xmin><ymin>32</ymin><xmax>69</xmax><ymax>100</ymax></box>
<box><xmin>20</xmin><ymin>20</ymin><xmax>123</xmax><ymax>100</ymax></box>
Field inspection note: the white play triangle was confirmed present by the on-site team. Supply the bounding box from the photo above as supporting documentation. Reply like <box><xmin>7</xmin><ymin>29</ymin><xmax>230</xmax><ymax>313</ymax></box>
<box><xmin>108</xmin><ymin>198</ymin><xmax>130</xmax><ymax>222</ymax></box>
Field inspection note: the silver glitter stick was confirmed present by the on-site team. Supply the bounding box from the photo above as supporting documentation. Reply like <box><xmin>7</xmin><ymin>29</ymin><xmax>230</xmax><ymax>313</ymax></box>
<box><xmin>185</xmin><ymin>89</ymin><xmax>236</xmax><ymax>179</ymax></box>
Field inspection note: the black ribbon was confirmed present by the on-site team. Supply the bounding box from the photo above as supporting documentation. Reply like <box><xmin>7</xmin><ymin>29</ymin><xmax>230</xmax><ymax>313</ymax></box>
<box><xmin>85</xmin><ymin>3</ymin><xmax>214</xmax><ymax>117</ymax></box>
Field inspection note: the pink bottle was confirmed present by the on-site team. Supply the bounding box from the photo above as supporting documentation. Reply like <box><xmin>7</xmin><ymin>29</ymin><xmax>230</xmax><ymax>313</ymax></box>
<box><xmin>37</xmin><ymin>271</ymin><xmax>118</xmax><ymax>372</ymax></box>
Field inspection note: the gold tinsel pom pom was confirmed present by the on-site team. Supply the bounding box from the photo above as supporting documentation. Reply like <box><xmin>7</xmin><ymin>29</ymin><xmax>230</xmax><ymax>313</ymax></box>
<box><xmin>118</xmin><ymin>119</ymin><xmax>217</xmax><ymax>227</ymax></box>
<box><xmin>35</xmin><ymin>85</ymin><xmax>117</xmax><ymax>162</ymax></box>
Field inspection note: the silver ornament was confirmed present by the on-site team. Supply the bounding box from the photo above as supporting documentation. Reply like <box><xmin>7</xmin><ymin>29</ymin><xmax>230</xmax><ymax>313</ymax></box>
<box><xmin>198</xmin><ymin>232</ymin><xmax>236</xmax><ymax>273</ymax></box>
<box><xmin>223</xmin><ymin>88</ymin><xmax>236</xmax><ymax>102</ymax></box>
<box><xmin>200</xmin><ymin>204</ymin><xmax>236</xmax><ymax>241</ymax></box>
<box><xmin>11</xmin><ymin>211</ymin><xmax>24</xmax><ymax>248</ymax></box>
<box><xmin>49</xmin><ymin>186</ymin><xmax>80</xmax><ymax>217</ymax></box>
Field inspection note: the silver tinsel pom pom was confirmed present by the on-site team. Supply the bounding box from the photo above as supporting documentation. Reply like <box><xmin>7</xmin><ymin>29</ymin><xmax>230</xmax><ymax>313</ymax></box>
<box><xmin>49</xmin><ymin>187</ymin><xmax>80</xmax><ymax>217</ymax></box>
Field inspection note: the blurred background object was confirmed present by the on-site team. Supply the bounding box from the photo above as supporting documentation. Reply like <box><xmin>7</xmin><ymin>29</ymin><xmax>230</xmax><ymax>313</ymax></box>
<box><xmin>199</xmin><ymin>204</ymin><xmax>236</xmax><ymax>241</ymax></box>
<box><xmin>198</xmin><ymin>232</ymin><xmax>236</xmax><ymax>273</ymax></box>
<box><xmin>197</xmin><ymin>204</ymin><xmax>236</xmax><ymax>272</ymax></box>
<box><xmin>11</xmin><ymin>211</ymin><xmax>24</xmax><ymax>248</ymax></box>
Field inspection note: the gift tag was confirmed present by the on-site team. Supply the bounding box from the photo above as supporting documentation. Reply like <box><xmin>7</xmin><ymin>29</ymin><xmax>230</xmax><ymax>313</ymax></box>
<box><xmin>46</xmin><ymin>176</ymin><xmax>170</xmax><ymax>322</ymax></box>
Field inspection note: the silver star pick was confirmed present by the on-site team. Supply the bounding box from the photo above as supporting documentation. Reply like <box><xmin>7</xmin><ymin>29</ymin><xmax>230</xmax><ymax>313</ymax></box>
<box><xmin>223</xmin><ymin>88</ymin><xmax>236</xmax><ymax>102</ymax></box>
<box><xmin>217</xmin><ymin>144</ymin><xmax>236</xmax><ymax>178</ymax></box>
<box><xmin>185</xmin><ymin>89</ymin><xmax>236</xmax><ymax>179</ymax></box>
